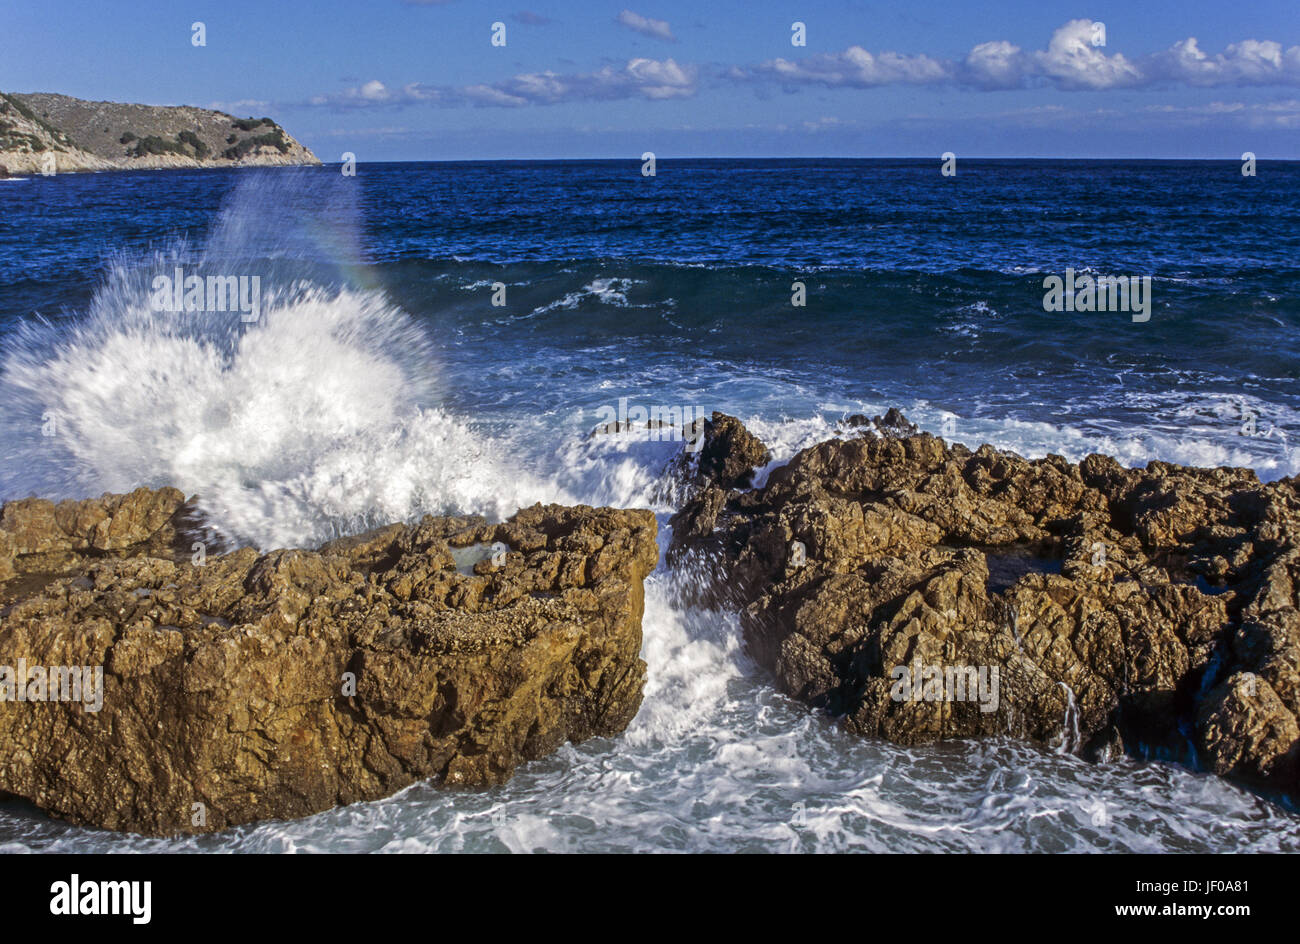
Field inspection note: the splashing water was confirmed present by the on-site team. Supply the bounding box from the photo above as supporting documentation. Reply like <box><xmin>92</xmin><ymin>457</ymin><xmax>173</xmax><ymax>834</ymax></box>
<box><xmin>0</xmin><ymin>173</ymin><xmax>560</xmax><ymax>548</ymax></box>
<box><xmin>1052</xmin><ymin>683</ymin><xmax>1082</xmax><ymax>756</ymax></box>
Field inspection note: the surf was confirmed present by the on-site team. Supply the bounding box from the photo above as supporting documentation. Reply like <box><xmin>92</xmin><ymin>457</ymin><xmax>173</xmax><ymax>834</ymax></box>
<box><xmin>0</xmin><ymin>171</ymin><xmax>556</xmax><ymax>548</ymax></box>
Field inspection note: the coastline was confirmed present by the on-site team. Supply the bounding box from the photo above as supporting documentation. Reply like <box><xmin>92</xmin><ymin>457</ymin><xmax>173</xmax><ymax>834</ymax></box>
<box><xmin>0</xmin><ymin>91</ymin><xmax>320</xmax><ymax>177</ymax></box>
<box><xmin>2</xmin><ymin>412</ymin><xmax>1298</xmax><ymax>834</ymax></box>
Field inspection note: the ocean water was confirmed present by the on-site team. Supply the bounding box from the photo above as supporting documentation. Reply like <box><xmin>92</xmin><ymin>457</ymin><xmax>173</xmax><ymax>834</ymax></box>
<box><xmin>0</xmin><ymin>159</ymin><xmax>1298</xmax><ymax>852</ymax></box>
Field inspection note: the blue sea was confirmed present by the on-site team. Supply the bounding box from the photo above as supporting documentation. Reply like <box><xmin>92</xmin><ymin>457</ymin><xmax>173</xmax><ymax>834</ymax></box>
<box><xmin>1</xmin><ymin>159</ymin><xmax>1298</xmax><ymax>852</ymax></box>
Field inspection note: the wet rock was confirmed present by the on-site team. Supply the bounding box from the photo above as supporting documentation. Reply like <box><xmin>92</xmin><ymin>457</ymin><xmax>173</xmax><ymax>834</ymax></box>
<box><xmin>665</xmin><ymin>412</ymin><xmax>771</xmax><ymax>544</ymax></box>
<box><xmin>0</xmin><ymin>487</ymin><xmax>192</xmax><ymax>587</ymax></box>
<box><xmin>839</xmin><ymin>408</ymin><xmax>919</xmax><ymax>439</ymax></box>
<box><xmin>669</xmin><ymin>410</ymin><xmax>1300</xmax><ymax>801</ymax></box>
<box><xmin>0</xmin><ymin>490</ymin><xmax>657</xmax><ymax>835</ymax></box>
<box><xmin>692</xmin><ymin>412</ymin><xmax>772</xmax><ymax>491</ymax></box>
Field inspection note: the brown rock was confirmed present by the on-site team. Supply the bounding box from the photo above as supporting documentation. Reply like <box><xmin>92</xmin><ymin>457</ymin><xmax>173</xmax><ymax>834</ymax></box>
<box><xmin>693</xmin><ymin>412</ymin><xmax>772</xmax><ymax>491</ymax></box>
<box><xmin>669</xmin><ymin>410</ymin><xmax>1300</xmax><ymax>801</ymax></box>
<box><xmin>0</xmin><ymin>491</ymin><xmax>657</xmax><ymax>835</ymax></box>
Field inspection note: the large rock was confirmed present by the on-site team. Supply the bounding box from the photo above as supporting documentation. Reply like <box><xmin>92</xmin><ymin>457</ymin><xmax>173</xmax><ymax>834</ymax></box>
<box><xmin>0</xmin><ymin>489</ymin><xmax>657</xmax><ymax>835</ymax></box>
<box><xmin>669</xmin><ymin>412</ymin><xmax>1300</xmax><ymax>800</ymax></box>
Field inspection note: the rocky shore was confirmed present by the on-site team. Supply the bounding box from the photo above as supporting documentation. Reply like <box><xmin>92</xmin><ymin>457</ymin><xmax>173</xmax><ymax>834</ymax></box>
<box><xmin>2</xmin><ymin>409</ymin><xmax>1297</xmax><ymax>835</ymax></box>
<box><xmin>0</xmin><ymin>488</ymin><xmax>656</xmax><ymax>835</ymax></box>
<box><xmin>671</xmin><ymin>411</ymin><xmax>1300</xmax><ymax>803</ymax></box>
<box><xmin>0</xmin><ymin>92</ymin><xmax>319</xmax><ymax>176</ymax></box>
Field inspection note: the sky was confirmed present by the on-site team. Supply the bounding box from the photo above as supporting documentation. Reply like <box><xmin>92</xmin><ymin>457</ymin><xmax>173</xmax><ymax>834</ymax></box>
<box><xmin>2</xmin><ymin>0</ymin><xmax>1298</xmax><ymax>160</ymax></box>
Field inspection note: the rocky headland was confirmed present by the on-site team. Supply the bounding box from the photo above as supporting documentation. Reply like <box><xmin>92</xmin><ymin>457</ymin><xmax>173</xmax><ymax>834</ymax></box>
<box><xmin>671</xmin><ymin>410</ymin><xmax>1300</xmax><ymax>803</ymax></box>
<box><xmin>0</xmin><ymin>91</ymin><xmax>319</xmax><ymax>176</ymax></box>
<box><xmin>0</xmin><ymin>488</ymin><xmax>656</xmax><ymax>835</ymax></box>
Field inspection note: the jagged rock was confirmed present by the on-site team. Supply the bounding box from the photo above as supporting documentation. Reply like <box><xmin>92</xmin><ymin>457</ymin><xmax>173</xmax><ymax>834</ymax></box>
<box><xmin>669</xmin><ymin>411</ymin><xmax>1300</xmax><ymax>801</ymax></box>
<box><xmin>0</xmin><ymin>489</ymin><xmax>657</xmax><ymax>835</ymax></box>
<box><xmin>693</xmin><ymin>412</ymin><xmax>772</xmax><ymax>491</ymax></box>
<box><xmin>840</xmin><ymin>408</ymin><xmax>919</xmax><ymax>439</ymax></box>
<box><xmin>0</xmin><ymin>487</ymin><xmax>193</xmax><ymax>586</ymax></box>
<box><xmin>665</xmin><ymin>412</ymin><xmax>771</xmax><ymax>540</ymax></box>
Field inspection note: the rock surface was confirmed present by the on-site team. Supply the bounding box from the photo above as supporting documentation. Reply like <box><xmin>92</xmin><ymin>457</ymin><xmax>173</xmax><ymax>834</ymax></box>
<box><xmin>669</xmin><ymin>412</ymin><xmax>1300</xmax><ymax>801</ymax></box>
<box><xmin>0</xmin><ymin>92</ymin><xmax>319</xmax><ymax>175</ymax></box>
<box><xmin>0</xmin><ymin>489</ymin><xmax>656</xmax><ymax>835</ymax></box>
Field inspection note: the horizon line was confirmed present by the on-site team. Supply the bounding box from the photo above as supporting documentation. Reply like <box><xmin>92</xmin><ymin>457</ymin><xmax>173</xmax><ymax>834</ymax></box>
<box><xmin>324</xmin><ymin>155</ymin><xmax>1300</xmax><ymax>163</ymax></box>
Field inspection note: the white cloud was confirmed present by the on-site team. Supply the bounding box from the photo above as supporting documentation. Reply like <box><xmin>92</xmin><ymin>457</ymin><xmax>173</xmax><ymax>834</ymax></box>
<box><xmin>801</xmin><ymin>116</ymin><xmax>848</xmax><ymax>132</ymax></box>
<box><xmin>624</xmin><ymin>57</ymin><xmax>695</xmax><ymax>97</ymax></box>
<box><xmin>477</xmin><ymin>58</ymin><xmax>696</xmax><ymax>104</ymax></box>
<box><xmin>1033</xmin><ymin>19</ymin><xmax>1143</xmax><ymax>89</ymax></box>
<box><xmin>961</xmin><ymin>40</ymin><xmax>1026</xmax><ymax>89</ymax></box>
<box><xmin>750</xmin><ymin>19</ymin><xmax>1300</xmax><ymax>93</ymax></box>
<box><xmin>1156</xmin><ymin>37</ymin><xmax>1300</xmax><ymax>86</ymax></box>
<box><xmin>616</xmin><ymin>10</ymin><xmax>674</xmax><ymax>42</ymax></box>
<box><xmin>310</xmin><ymin>19</ymin><xmax>1300</xmax><ymax>113</ymax></box>
<box><xmin>316</xmin><ymin>58</ymin><xmax>696</xmax><ymax>109</ymax></box>
<box><xmin>762</xmin><ymin>46</ymin><xmax>950</xmax><ymax>87</ymax></box>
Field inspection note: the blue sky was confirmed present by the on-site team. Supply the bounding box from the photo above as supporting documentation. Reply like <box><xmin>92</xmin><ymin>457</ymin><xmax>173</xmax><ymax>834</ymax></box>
<box><xmin>3</xmin><ymin>0</ymin><xmax>1298</xmax><ymax>159</ymax></box>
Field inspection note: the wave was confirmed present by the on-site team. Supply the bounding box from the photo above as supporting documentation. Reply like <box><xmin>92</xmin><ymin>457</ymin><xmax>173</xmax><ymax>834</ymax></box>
<box><xmin>0</xmin><ymin>173</ymin><xmax>561</xmax><ymax>548</ymax></box>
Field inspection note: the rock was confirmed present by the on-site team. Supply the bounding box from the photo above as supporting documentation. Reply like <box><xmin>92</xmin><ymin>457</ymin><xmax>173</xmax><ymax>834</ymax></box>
<box><xmin>0</xmin><ymin>487</ymin><xmax>193</xmax><ymax>586</ymax></box>
<box><xmin>693</xmin><ymin>412</ymin><xmax>772</xmax><ymax>491</ymax></box>
<box><xmin>1198</xmin><ymin>673</ymin><xmax>1300</xmax><ymax>784</ymax></box>
<box><xmin>0</xmin><ymin>165</ymin><xmax>9</xmax><ymax>179</ymax></box>
<box><xmin>0</xmin><ymin>490</ymin><xmax>657</xmax><ymax>835</ymax></box>
<box><xmin>839</xmin><ymin>408</ymin><xmax>919</xmax><ymax>439</ymax></box>
<box><xmin>665</xmin><ymin>412</ymin><xmax>771</xmax><ymax>543</ymax></box>
<box><xmin>668</xmin><ymin>410</ymin><xmax>1300</xmax><ymax>801</ymax></box>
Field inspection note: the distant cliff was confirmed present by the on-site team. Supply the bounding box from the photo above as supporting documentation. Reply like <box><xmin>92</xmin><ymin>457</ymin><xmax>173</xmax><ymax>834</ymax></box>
<box><xmin>0</xmin><ymin>92</ymin><xmax>320</xmax><ymax>176</ymax></box>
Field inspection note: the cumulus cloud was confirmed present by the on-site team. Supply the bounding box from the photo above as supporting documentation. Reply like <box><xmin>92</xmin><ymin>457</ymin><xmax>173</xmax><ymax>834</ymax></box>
<box><xmin>1033</xmin><ymin>19</ymin><xmax>1143</xmax><ymax>89</ymax></box>
<box><xmin>1156</xmin><ymin>37</ymin><xmax>1300</xmax><ymax>86</ymax></box>
<box><xmin>961</xmin><ymin>40</ymin><xmax>1026</xmax><ymax>89</ymax></box>
<box><xmin>750</xmin><ymin>19</ymin><xmax>1300</xmax><ymax>92</ymax></box>
<box><xmin>309</xmin><ymin>80</ymin><xmax>445</xmax><ymax>107</ymax></box>
<box><xmin>313</xmin><ymin>58</ymin><xmax>697</xmax><ymax>109</ymax></box>
<box><xmin>616</xmin><ymin>10</ymin><xmax>674</xmax><ymax>42</ymax></box>
<box><xmin>309</xmin><ymin>19</ymin><xmax>1300</xmax><ymax>113</ymax></box>
<box><xmin>762</xmin><ymin>46</ymin><xmax>949</xmax><ymax>87</ymax></box>
<box><xmin>462</xmin><ymin>58</ymin><xmax>695</xmax><ymax>105</ymax></box>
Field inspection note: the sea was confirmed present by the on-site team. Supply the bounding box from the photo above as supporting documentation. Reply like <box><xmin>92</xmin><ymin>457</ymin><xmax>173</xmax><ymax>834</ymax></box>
<box><xmin>0</xmin><ymin>158</ymin><xmax>1298</xmax><ymax>852</ymax></box>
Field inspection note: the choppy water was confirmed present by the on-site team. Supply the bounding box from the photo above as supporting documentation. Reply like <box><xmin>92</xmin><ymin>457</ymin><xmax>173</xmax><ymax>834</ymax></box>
<box><xmin>0</xmin><ymin>161</ymin><xmax>1298</xmax><ymax>852</ymax></box>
